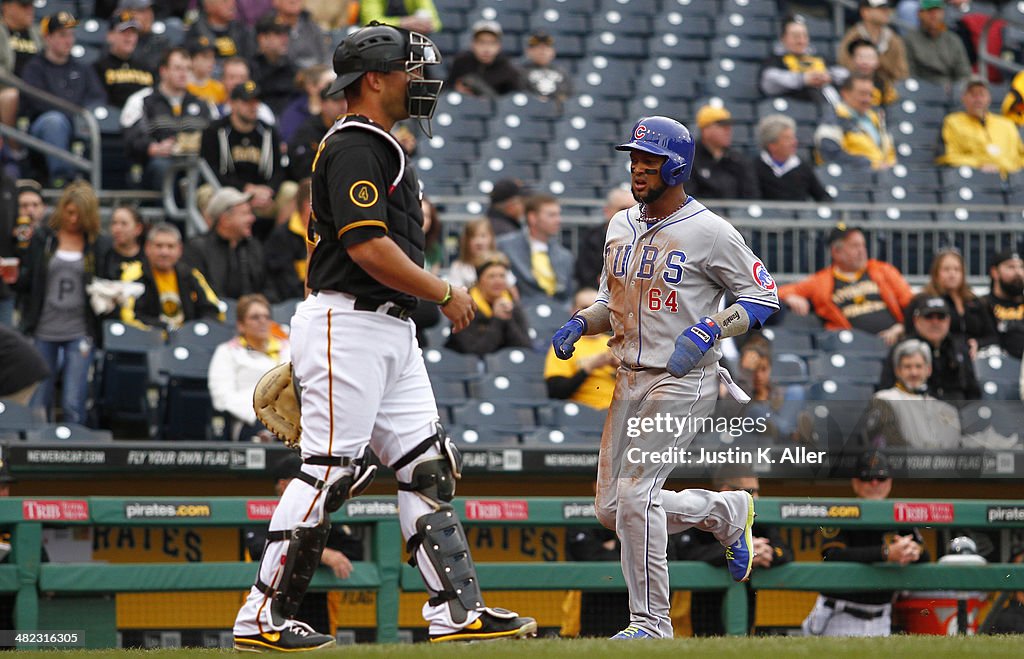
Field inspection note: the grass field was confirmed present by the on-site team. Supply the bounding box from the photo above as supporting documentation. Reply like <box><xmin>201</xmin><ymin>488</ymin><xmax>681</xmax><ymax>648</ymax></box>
<box><xmin>14</xmin><ymin>636</ymin><xmax>1024</xmax><ymax>659</ymax></box>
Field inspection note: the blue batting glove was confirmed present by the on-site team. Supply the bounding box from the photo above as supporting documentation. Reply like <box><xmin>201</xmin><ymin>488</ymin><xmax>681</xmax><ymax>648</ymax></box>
<box><xmin>552</xmin><ymin>316</ymin><xmax>587</xmax><ymax>360</ymax></box>
<box><xmin>666</xmin><ymin>316</ymin><xmax>721</xmax><ymax>378</ymax></box>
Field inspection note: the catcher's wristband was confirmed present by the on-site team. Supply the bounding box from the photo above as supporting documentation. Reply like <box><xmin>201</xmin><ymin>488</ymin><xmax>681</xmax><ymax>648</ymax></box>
<box><xmin>437</xmin><ymin>280</ymin><xmax>453</xmax><ymax>306</ymax></box>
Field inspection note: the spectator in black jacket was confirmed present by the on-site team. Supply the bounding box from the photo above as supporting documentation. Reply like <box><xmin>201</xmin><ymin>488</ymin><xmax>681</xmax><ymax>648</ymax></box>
<box><xmin>444</xmin><ymin>252</ymin><xmax>531</xmax><ymax>356</ymax></box>
<box><xmin>118</xmin><ymin>0</ymin><xmax>169</xmax><ymax>73</ymax></box>
<box><xmin>15</xmin><ymin>181</ymin><xmax>110</xmax><ymax>424</ymax></box>
<box><xmin>754</xmin><ymin>113</ymin><xmax>831</xmax><ymax>202</ymax></box>
<box><xmin>250</xmin><ymin>14</ymin><xmax>298</xmax><ymax>117</ymax></box>
<box><xmin>688</xmin><ymin>104</ymin><xmax>760</xmax><ymax>201</ymax></box>
<box><xmin>446</xmin><ymin>20</ymin><xmax>525</xmax><ymax>98</ymax></box>
<box><xmin>20</xmin><ymin>12</ymin><xmax>106</xmax><ymax>186</ymax></box>
<box><xmin>264</xmin><ymin>177</ymin><xmax>309</xmax><ymax>302</ymax></box>
<box><xmin>288</xmin><ymin>86</ymin><xmax>346</xmax><ymax>180</ymax></box>
<box><xmin>119</xmin><ymin>222</ymin><xmax>222</xmax><ymax>330</ymax></box>
<box><xmin>200</xmin><ymin>81</ymin><xmax>284</xmax><ymax>226</ymax></box>
<box><xmin>486</xmin><ymin>178</ymin><xmax>527</xmax><ymax>236</ymax></box>
<box><xmin>121</xmin><ymin>47</ymin><xmax>214</xmax><ymax>189</ymax></box>
<box><xmin>574</xmin><ymin>186</ymin><xmax>634</xmax><ymax>290</ymax></box>
<box><xmin>0</xmin><ymin>323</ymin><xmax>49</xmax><ymax>406</ymax></box>
<box><xmin>0</xmin><ymin>170</ymin><xmax>18</xmax><ymax>326</ymax></box>
<box><xmin>802</xmin><ymin>450</ymin><xmax>929</xmax><ymax>637</ymax></box>
<box><xmin>904</xmin><ymin>248</ymin><xmax>991</xmax><ymax>358</ymax></box>
<box><xmin>980</xmin><ymin>249</ymin><xmax>1024</xmax><ymax>360</ymax></box>
<box><xmin>880</xmin><ymin>296</ymin><xmax>980</xmax><ymax>404</ymax></box>
<box><xmin>669</xmin><ymin>466</ymin><xmax>792</xmax><ymax>636</ymax></box>
<box><xmin>185</xmin><ymin>0</ymin><xmax>255</xmax><ymax>64</ymax></box>
<box><xmin>94</xmin><ymin>13</ymin><xmax>154</xmax><ymax>109</ymax></box>
<box><xmin>184</xmin><ymin>186</ymin><xmax>265</xmax><ymax>299</ymax></box>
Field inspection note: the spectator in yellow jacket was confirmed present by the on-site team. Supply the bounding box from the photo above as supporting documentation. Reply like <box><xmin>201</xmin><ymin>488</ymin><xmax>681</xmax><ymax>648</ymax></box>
<box><xmin>939</xmin><ymin>75</ymin><xmax>1024</xmax><ymax>176</ymax></box>
<box><xmin>1001</xmin><ymin>70</ymin><xmax>1024</xmax><ymax>126</ymax></box>
<box><xmin>815</xmin><ymin>75</ymin><xmax>895</xmax><ymax>170</ymax></box>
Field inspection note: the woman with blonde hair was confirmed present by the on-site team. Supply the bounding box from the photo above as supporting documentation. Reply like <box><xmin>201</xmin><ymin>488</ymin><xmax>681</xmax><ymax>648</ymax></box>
<box><xmin>15</xmin><ymin>181</ymin><xmax>110</xmax><ymax>424</ymax></box>
<box><xmin>208</xmin><ymin>293</ymin><xmax>291</xmax><ymax>442</ymax></box>
<box><xmin>447</xmin><ymin>218</ymin><xmax>516</xmax><ymax>290</ymax></box>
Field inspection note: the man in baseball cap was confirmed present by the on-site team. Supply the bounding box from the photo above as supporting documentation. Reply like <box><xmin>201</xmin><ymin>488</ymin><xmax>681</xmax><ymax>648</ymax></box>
<box><xmin>20</xmin><ymin>11</ymin><xmax>106</xmax><ymax>185</ymax></box>
<box><xmin>689</xmin><ymin>104</ymin><xmax>759</xmax><ymax>200</ymax></box>
<box><xmin>487</xmin><ymin>178</ymin><xmax>528</xmax><ymax>235</ymax></box>
<box><xmin>982</xmin><ymin>249</ymin><xmax>1024</xmax><ymax>359</ymax></box>
<box><xmin>446</xmin><ymin>18</ymin><xmax>525</xmax><ymax>97</ymax></box>
<box><xmin>839</xmin><ymin>0</ymin><xmax>908</xmax><ymax>82</ymax></box>
<box><xmin>185</xmin><ymin>186</ymin><xmax>265</xmax><ymax>299</ymax></box>
<box><xmin>0</xmin><ymin>0</ymin><xmax>43</xmax><ymax>77</ymax></box>
<box><xmin>95</xmin><ymin>12</ymin><xmax>152</xmax><ymax>108</ymax></box>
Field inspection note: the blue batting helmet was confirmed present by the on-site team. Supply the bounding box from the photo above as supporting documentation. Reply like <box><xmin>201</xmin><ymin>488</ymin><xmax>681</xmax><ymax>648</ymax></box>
<box><xmin>616</xmin><ymin>116</ymin><xmax>695</xmax><ymax>186</ymax></box>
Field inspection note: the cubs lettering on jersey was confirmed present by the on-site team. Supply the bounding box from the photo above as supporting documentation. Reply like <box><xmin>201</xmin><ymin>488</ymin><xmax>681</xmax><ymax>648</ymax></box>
<box><xmin>597</xmin><ymin>197</ymin><xmax>779</xmax><ymax>369</ymax></box>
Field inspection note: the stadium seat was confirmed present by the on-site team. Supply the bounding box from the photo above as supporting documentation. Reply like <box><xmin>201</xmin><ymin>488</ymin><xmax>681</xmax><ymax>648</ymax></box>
<box><xmin>818</xmin><ymin>353</ymin><xmax>883</xmax><ymax>385</ymax></box>
<box><xmin>976</xmin><ymin>353</ymin><xmax>1023</xmax><ymax>400</ymax></box>
<box><xmin>168</xmin><ymin>320</ymin><xmax>235</xmax><ymax>350</ymax></box>
<box><xmin>874</xmin><ymin>184</ymin><xmax>937</xmax><ymax>221</ymax></box>
<box><xmin>423</xmin><ymin>348</ymin><xmax>482</xmax><ymax>381</ymax></box>
<box><xmin>546</xmin><ymin>400</ymin><xmax>606</xmax><ymax>434</ymax></box>
<box><xmin>466</xmin><ymin>6</ymin><xmax>530</xmax><ymax>35</ymax></box>
<box><xmin>816</xmin><ymin>329</ymin><xmax>889</xmax><ymax>356</ymax></box>
<box><xmin>523</xmin><ymin>426</ymin><xmax>598</xmax><ymax>446</ymax></box>
<box><xmin>592</xmin><ymin>8</ymin><xmax>652</xmax><ymax>36</ymax></box>
<box><xmin>710</xmin><ymin>35</ymin><xmax>771</xmax><ymax>62</ymax></box>
<box><xmin>435</xmin><ymin>91</ymin><xmax>494</xmax><ymax>120</ymax></box>
<box><xmin>95</xmin><ymin>320</ymin><xmax>166</xmax><ymax>428</ymax></box>
<box><xmin>484</xmin><ymin>347</ymin><xmax>547</xmax><ymax>377</ymax></box>
<box><xmin>451</xmin><ymin>399</ymin><xmax>539</xmax><ymax>431</ymax></box>
<box><xmin>154</xmin><ymin>345</ymin><xmax>217</xmax><ymax>441</ymax></box>
<box><xmin>0</xmin><ymin>400</ymin><xmax>39</xmax><ymax>440</ymax></box>
<box><xmin>897</xmin><ymin>78</ymin><xmax>951</xmax><ymax>105</ymax></box>
<box><xmin>704</xmin><ymin>60</ymin><xmax>763</xmax><ymax>101</ymax></box>
<box><xmin>584</xmin><ymin>32</ymin><xmax>647</xmax><ymax>58</ymax></box>
<box><xmin>152</xmin><ymin>17</ymin><xmax>186</xmax><ymax>47</ymax></box>
<box><xmin>25</xmin><ymin>423</ymin><xmax>113</xmax><ymax>442</ymax></box>
<box><xmin>773</xmin><ymin>310</ymin><xmax>825</xmax><ymax>334</ymax></box>
<box><xmin>496</xmin><ymin>92</ymin><xmax>563</xmax><ymax>121</ymax></box>
<box><xmin>648</xmin><ymin>30</ymin><xmax>710</xmax><ymax>60</ymax></box>
<box><xmin>886</xmin><ymin>97</ymin><xmax>947</xmax><ymax>127</ymax></box>
<box><xmin>432</xmin><ymin>379</ymin><xmax>470</xmax><ymax>406</ymax></box>
<box><xmin>806</xmin><ymin>380</ymin><xmax>873</xmax><ymax>441</ymax></box>
<box><xmin>760</xmin><ymin>327</ymin><xmax>815</xmax><ymax>355</ymax></box>
<box><xmin>472</xmin><ymin>374</ymin><xmax>549</xmax><ymax>402</ymax></box>
<box><xmin>722</xmin><ymin>0</ymin><xmax>779</xmax><ymax>18</ymax></box>
<box><xmin>530</xmin><ymin>8</ymin><xmax>591</xmax><ymax>36</ymax></box>
<box><xmin>758</xmin><ymin>97</ymin><xmax>820</xmax><ymax>124</ymax></box>
<box><xmin>772</xmin><ymin>353</ymin><xmax>810</xmax><ymax>385</ymax></box>
<box><xmin>447</xmin><ymin>425</ymin><xmax>521</xmax><ymax>447</ymax></box>
<box><xmin>959</xmin><ymin>400</ymin><xmax>1021</xmax><ymax>448</ymax></box>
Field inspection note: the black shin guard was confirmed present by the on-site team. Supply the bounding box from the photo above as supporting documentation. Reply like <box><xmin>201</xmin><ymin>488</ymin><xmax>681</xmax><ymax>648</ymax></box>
<box><xmin>268</xmin><ymin>523</ymin><xmax>330</xmax><ymax>625</ymax></box>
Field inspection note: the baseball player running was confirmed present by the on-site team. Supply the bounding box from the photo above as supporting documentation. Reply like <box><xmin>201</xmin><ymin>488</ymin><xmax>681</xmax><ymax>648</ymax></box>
<box><xmin>233</xmin><ymin>23</ymin><xmax>536</xmax><ymax>651</ymax></box>
<box><xmin>552</xmin><ymin>116</ymin><xmax>780</xmax><ymax>639</ymax></box>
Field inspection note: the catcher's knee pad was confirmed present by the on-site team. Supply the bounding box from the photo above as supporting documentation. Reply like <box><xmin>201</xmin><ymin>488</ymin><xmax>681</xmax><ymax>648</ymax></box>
<box><xmin>410</xmin><ymin>504</ymin><xmax>482</xmax><ymax>625</ymax></box>
<box><xmin>300</xmin><ymin>445</ymin><xmax>380</xmax><ymax>513</ymax></box>
<box><xmin>256</xmin><ymin>522</ymin><xmax>330</xmax><ymax>626</ymax></box>
<box><xmin>393</xmin><ymin>422</ymin><xmax>462</xmax><ymax>506</ymax></box>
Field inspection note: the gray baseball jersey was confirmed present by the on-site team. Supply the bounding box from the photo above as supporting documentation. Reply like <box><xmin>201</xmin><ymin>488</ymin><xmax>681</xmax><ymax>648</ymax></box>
<box><xmin>597</xmin><ymin>197</ymin><xmax>780</xmax><ymax>369</ymax></box>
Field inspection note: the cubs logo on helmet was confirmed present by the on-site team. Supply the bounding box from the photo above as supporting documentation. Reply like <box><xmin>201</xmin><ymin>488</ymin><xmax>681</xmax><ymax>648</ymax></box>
<box><xmin>615</xmin><ymin>116</ymin><xmax>695</xmax><ymax>186</ymax></box>
<box><xmin>752</xmin><ymin>262</ymin><xmax>775</xmax><ymax>291</ymax></box>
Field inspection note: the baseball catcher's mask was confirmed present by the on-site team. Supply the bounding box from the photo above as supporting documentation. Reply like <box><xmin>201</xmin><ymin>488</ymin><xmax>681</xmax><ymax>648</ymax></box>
<box><xmin>326</xmin><ymin>22</ymin><xmax>443</xmax><ymax>131</ymax></box>
<box><xmin>616</xmin><ymin>115</ymin><xmax>696</xmax><ymax>186</ymax></box>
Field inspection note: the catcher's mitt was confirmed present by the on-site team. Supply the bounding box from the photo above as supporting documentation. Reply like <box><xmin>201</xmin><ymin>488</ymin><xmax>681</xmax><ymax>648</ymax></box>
<box><xmin>253</xmin><ymin>362</ymin><xmax>301</xmax><ymax>448</ymax></box>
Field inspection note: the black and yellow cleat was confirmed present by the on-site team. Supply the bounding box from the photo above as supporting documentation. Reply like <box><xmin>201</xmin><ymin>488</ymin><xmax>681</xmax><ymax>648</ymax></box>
<box><xmin>233</xmin><ymin>621</ymin><xmax>336</xmax><ymax>653</ymax></box>
<box><xmin>429</xmin><ymin>607</ymin><xmax>538</xmax><ymax>643</ymax></box>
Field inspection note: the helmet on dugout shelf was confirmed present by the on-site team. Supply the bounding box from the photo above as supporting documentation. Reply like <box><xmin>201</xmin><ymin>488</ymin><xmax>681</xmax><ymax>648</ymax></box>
<box><xmin>616</xmin><ymin>116</ymin><xmax>695</xmax><ymax>186</ymax></box>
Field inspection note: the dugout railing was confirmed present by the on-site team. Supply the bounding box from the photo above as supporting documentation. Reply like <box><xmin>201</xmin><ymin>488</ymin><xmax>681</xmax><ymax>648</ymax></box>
<box><xmin>2</xmin><ymin>496</ymin><xmax>1023</xmax><ymax>648</ymax></box>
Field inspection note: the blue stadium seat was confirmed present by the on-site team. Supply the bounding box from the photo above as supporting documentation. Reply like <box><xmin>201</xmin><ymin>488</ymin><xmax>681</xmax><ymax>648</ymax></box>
<box><xmin>760</xmin><ymin>327</ymin><xmax>815</xmax><ymax>355</ymax></box>
<box><xmin>818</xmin><ymin>353</ymin><xmax>883</xmax><ymax>385</ymax></box>
<box><xmin>599</xmin><ymin>0</ymin><xmax>660</xmax><ymax>16</ymax></box>
<box><xmin>487</xmin><ymin>112</ymin><xmax>555</xmax><ymax>142</ymax></box>
<box><xmin>891</xmin><ymin>118</ymin><xmax>942</xmax><ymax>148</ymax></box>
<box><xmin>656</xmin><ymin>11</ymin><xmax>712</xmax><ymax>37</ymax></box>
<box><xmin>562</xmin><ymin>94</ymin><xmax>625</xmax><ymax>124</ymax></box>
<box><xmin>816</xmin><ymin>329</ymin><xmax>889</xmax><ymax>357</ymax></box>
<box><xmin>472</xmin><ymin>374</ymin><xmax>549</xmax><ymax>402</ymax></box>
<box><xmin>451</xmin><ymin>399</ymin><xmax>539</xmax><ymax>431</ymax></box>
<box><xmin>772</xmin><ymin>353</ymin><xmax>810</xmax><ymax>385</ymax></box>
<box><xmin>168</xmin><ymin>319</ymin><xmax>235</xmax><ymax>350</ymax></box>
<box><xmin>704</xmin><ymin>60</ymin><xmax>763</xmax><ymax>101</ymax></box>
<box><xmin>435</xmin><ymin>91</ymin><xmax>494</xmax><ymax>119</ymax></box>
<box><xmin>648</xmin><ymin>30</ymin><xmax>710</xmax><ymax>60</ymax></box>
<box><xmin>0</xmin><ymin>400</ymin><xmax>39</xmax><ymax>440</ymax></box>
<box><xmin>523</xmin><ymin>426</ymin><xmax>599</xmax><ymax>446</ymax></box>
<box><xmin>96</xmin><ymin>320</ymin><xmax>166</xmax><ymax>428</ymax></box>
<box><xmin>975</xmin><ymin>353</ymin><xmax>1022</xmax><ymax>386</ymax></box>
<box><xmin>154</xmin><ymin>345</ymin><xmax>216</xmax><ymax>441</ymax></box>
<box><xmin>480</xmin><ymin>137</ymin><xmax>546</xmax><ymax>165</ymax></box>
<box><xmin>423</xmin><ymin>348</ymin><xmax>482</xmax><ymax>381</ymax></box>
<box><xmin>447</xmin><ymin>425</ymin><xmax>521</xmax><ymax>447</ymax></box>
<box><xmin>592</xmin><ymin>8</ymin><xmax>651</xmax><ymax>36</ymax></box>
<box><xmin>875</xmin><ymin>185</ymin><xmax>937</xmax><ymax>222</ymax></box>
<box><xmin>530</xmin><ymin>8</ymin><xmax>591</xmax><ymax>36</ymax></box>
<box><xmin>897</xmin><ymin>78</ymin><xmax>951</xmax><ymax>105</ymax></box>
<box><xmin>26</xmin><ymin>423</ymin><xmax>113</xmax><ymax>442</ymax></box>
<box><xmin>877</xmin><ymin>166</ymin><xmax>940</xmax><ymax>194</ymax></box>
<box><xmin>758</xmin><ymin>97</ymin><xmax>820</xmax><ymax>123</ymax></box>
<box><xmin>886</xmin><ymin>97</ymin><xmax>947</xmax><ymax>127</ymax></box>
<box><xmin>496</xmin><ymin>92</ymin><xmax>563</xmax><ymax>121</ymax></box>
<box><xmin>484</xmin><ymin>347</ymin><xmax>547</xmax><ymax>378</ymax></box>
<box><xmin>584</xmin><ymin>32</ymin><xmax>647</xmax><ymax>58</ymax></box>
<box><xmin>722</xmin><ymin>0</ymin><xmax>780</xmax><ymax>18</ymax></box>
<box><xmin>546</xmin><ymin>400</ymin><xmax>606</xmax><ymax>434</ymax></box>
<box><xmin>710</xmin><ymin>35</ymin><xmax>771</xmax><ymax>62</ymax></box>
